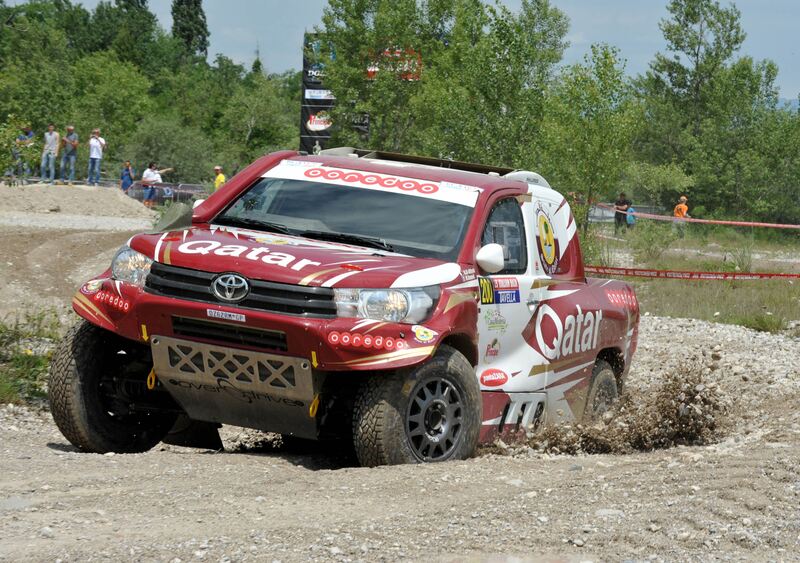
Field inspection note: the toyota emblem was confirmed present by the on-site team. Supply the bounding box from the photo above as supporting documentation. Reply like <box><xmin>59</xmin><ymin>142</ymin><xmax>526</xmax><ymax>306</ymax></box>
<box><xmin>211</xmin><ymin>273</ymin><xmax>250</xmax><ymax>303</ymax></box>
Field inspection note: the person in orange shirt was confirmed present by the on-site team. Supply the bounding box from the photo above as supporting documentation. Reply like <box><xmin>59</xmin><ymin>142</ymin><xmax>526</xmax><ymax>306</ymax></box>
<box><xmin>673</xmin><ymin>195</ymin><xmax>690</xmax><ymax>237</ymax></box>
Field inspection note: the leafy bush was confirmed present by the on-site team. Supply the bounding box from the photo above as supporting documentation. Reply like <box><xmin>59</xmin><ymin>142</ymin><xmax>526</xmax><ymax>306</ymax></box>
<box><xmin>0</xmin><ymin>311</ymin><xmax>61</xmax><ymax>404</ymax></box>
<box><xmin>629</xmin><ymin>220</ymin><xmax>678</xmax><ymax>263</ymax></box>
<box><xmin>120</xmin><ymin>117</ymin><xmax>215</xmax><ymax>184</ymax></box>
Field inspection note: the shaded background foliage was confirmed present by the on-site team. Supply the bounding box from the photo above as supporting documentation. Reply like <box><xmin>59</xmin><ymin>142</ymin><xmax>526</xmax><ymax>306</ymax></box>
<box><xmin>0</xmin><ymin>0</ymin><xmax>298</xmax><ymax>184</ymax></box>
<box><xmin>1</xmin><ymin>0</ymin><xmax>798</xmax><ymax>224</ymax></box>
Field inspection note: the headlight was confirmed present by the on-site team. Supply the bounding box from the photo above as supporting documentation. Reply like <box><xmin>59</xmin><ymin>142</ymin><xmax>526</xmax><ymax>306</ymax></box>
<box><xmin>111</xmin><ymin>246</ymin><xmax>153</xmax><ymax>287</ymax></box>
<box><xmin>334</xmin><ymin>287</ymin><xmax>439</xmax><ymax>324</ymax></box>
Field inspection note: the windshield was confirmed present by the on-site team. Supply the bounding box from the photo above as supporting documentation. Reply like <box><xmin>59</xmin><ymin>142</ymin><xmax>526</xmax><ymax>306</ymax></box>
<box><xmin>216</xmin><ymin>177</ymin><xmax>474</xmax><ymax>261</ymax></box>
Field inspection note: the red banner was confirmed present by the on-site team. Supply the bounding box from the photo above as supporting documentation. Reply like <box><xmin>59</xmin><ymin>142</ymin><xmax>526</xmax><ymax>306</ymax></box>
<box><xmin>586</xmin><ymin>265</ymin><xmax>800</xmax><ymax>281</ymax></box>
<box><xmin>596</xmin><ymin>202</ymin><xmax>800</xmax><ymax>230</ymax></box>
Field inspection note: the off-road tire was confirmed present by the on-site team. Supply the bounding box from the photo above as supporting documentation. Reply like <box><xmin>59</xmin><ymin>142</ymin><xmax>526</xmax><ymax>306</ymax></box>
<box><xmin>583</xmin><ymin>360</ymin><xmax>618</xmax><ymax>421</ymax></box>
<box><xmin>49</xmin><ymin>320</ymin><xmax>176</xmax><ymax>453</ymax></box>
<box><xmin>352</xmin><ymin>345</ymin><xmax>481</xmax><ymax>467</ymax></box>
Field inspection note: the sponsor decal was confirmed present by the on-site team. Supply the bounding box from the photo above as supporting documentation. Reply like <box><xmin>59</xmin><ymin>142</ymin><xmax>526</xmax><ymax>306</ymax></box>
<box><xmin>305</xmin><ymin>89</ymin><xmax>334</xmax><ymax>100</ymax></box>
<box><xmin>479</xmin><ymin>368</ymin><xmax>508</xmax><ymax>387</ymax></box>
<box><xmin>478</xmin><ymin>277</ymin><xmax>521</xmax><ymax>305</ymax></box>
<box><xmin>440</xmin><ymin>181</ymin><xmax>480</xmax><ymax>193</ymax></box>
<box><xmin>207</xmin><ymin>308</ymin><xmax>246</xmax><ymax>323</ymax></box>
<box><xmin>534</xmin><ymin>304</ymin><xmax>603</xmax><ymax>361</ymax></box>
<box><xmin>535</xmin><ymin>205</ymin><xmax>560</xmax><ymax>275</ymax></box>
<box><xmin>411</xmin><ymin>325</ymin><xmax>437</xmax><ymax>344</ymax></box>
<box><xmin>177</xmin><ymin>240</ymin><xmax>321</xmax><ymax>271</ymax></box>
<box><xmin>606</xmin><ymin>289</ymin><xmax>637</xmax><ymax>310</ymax></box>
<box><xmin>484</xmin><ymin>338</ymin><xmax>500</xmax><ymax>363</ymax></box>
<box><xmin>81</xmin><ymin>279</ymin><xmax>104</xmax><ymax>295</ymax></box>
<box><xmin>484</xmin><ymin>309</ymin><xmax>508</xmax><ymax>333</ymax></box>
<box><xmin>93</xmin><ymin>290</ymin><xmax>130</xmax><ymax>312</ymax></box>
<box><xmin>166</xmin><ymin>378</ymin><xmax>304</xmax><ymax>407</ymax></box>
<box><xmin>460</xmin><ymin>267</ymin><xmax>476</xmax><ymax>282</ymax></box>
<box><xmin>304</xmin><ymin>167</ymin><xmax>439</xmax><ymax>195</ymax></box>
<box><xmin>281</xmin><ymin>160</ymin><xmax>321</xmax><ymax>168</ymax></box>
<box><xmin>253</xmin><ymin>236</ymin><xmax>294</xmax><ymax>245</ymax></box>
<box><xmin>327</xmin><ymin>331</ymin><xmax>409</xmax><ymax>352</ymax></box>
<box><xmin>306</xmin><ymin>110</ymin><xmax>332</xmax><ymax>132</ymax></box>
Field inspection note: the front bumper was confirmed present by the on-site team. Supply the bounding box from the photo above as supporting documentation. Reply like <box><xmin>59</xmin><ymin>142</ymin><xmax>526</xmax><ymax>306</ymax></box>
<box><xmin>72</xmin><ymin>277</ymin><xmax>452</xmax><ymax>372</ymax></box>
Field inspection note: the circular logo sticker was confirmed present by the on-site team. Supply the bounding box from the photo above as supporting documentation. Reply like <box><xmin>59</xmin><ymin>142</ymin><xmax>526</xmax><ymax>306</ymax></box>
<box><xmin>535</xmin><ymin>208</ymin><xmax>560</xmax><ymax>275</ymax></box>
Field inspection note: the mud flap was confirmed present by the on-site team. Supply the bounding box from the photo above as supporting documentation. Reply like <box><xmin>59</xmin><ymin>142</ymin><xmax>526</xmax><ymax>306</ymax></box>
<box><xmin>162</xmin><ymin>415</ymin><xmax>224</xmax><ymax>450</ymax></box>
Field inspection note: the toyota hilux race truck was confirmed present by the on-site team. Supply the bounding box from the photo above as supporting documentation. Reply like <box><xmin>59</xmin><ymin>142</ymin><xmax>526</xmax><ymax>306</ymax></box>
<box><xmin>49</xmin><ymin>149</ymin><xmax>639</xmax><ymax>466</ymax></box>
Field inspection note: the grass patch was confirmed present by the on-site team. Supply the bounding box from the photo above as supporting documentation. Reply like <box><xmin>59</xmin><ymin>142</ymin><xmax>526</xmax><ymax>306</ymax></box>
<box><xmin>634</xmin><ymin>277</ymin><xmax>799</xmax><ymax>331</ymax></box>
<box><xmin>585</xmin><ymin>223</ymin><xmax>800</xmax><ymax>331</ymax></box>
<box><xmin>0</xmin><ymin>310</ymin><xmax>61</xmax><ymax>404</ymax></box>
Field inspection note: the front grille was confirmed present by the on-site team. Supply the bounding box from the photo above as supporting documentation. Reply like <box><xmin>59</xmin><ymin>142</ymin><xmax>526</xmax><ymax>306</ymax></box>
<box><xmin>145</xmin><ymin>262</ymin><xmax>337</xmax><ymax>317</ymax></box>
<box><xmin>172</xmin><ymin>316</ymin><xmax>288</xmax><ymax>352</ymax></box>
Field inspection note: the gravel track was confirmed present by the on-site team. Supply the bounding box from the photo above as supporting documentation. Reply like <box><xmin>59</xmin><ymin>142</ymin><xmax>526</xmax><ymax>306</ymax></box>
<box><xmin>1</xmin><ymin>316</ymin><xmax>798</xmax><ymax>562</ymax></box>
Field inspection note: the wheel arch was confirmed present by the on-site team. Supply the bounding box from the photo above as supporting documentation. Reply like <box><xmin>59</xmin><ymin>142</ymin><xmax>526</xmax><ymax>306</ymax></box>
<box><xmin>439</xmin><ymin>332</ymin><xmax>477</xmax><ymax>366</ymax></box>
<box><xmin>596</xmin><ymin>346</ymin><xmax>625</xmax><ymax>389</ymax></box>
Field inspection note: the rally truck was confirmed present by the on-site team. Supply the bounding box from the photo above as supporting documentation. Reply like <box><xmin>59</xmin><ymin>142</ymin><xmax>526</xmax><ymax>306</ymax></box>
<box><xmin>49</xmin><ymin>149</ymin><xmax>639</xmax><ymax>466</ymax></box>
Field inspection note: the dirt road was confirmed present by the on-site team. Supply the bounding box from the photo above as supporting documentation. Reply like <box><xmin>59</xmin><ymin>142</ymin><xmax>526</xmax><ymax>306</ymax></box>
<box><xmin>1</xmin><ymin>316</ymin><xmax>798</xmax><ymax>562</ymax></box>
<box><xmin>0</xmin><ymin>184</ymin><xmax>798</xmax><ymax>561</ymax></box>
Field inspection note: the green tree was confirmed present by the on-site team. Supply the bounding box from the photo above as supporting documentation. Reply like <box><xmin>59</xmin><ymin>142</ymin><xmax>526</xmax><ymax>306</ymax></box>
<box><xmin>320</xmin><ymin>0</ymin><xmax>568</xmax><ymax>161</ymax></box>
<box><xmin>651</xmin><ymin>0</ymin><xmax>745</xmax><ymax>134</ymax></box>
<box><xmin>121</xmin><ymin>116</ymin><xmax>214</xmax><ymax>183</ymax></box>
<box><xmin>413</xmin><ymin>0</ymin><xmax>568</xmax><ymax>166</ymax></box>
<box><xmin>619</xmin><ymin>161</ymin><xmax>694</xmax><ymax>207</ymax></box>
<box><xmin>220</xmin><ymin>74</ymin><xmax>298</xmax><ymax>167</ymax></box>
<box><xmin>539</xmin><ymin>44</ymin><xmax>638</xmax><ymax>231</ymax></box>
<box><xmin>171</xmin><ymin>0</ymin><xmax>209</xmax><ymax>59</ymax></box>
<box><xmin>0</xmin><ymin>11</ymin><xmax>74</xmax><ymax>129</ymax></box>
<box><xmin>69</xmin><ymin>51</ymin><xmax>152</xmax><ymax>151</ymax></box>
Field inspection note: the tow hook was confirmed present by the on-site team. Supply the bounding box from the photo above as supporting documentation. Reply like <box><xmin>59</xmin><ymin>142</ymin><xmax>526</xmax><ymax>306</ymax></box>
<box><xmin>146</xmin><ymin>368</ymin><xmax>157</xmax><ymax>391</ymax></box>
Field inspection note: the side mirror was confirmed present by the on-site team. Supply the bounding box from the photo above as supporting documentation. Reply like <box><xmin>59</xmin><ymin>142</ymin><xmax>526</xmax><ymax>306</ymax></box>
<box><xmin>192</xmin><ymin>198</ymin><xmax>205</xmax><ymax>209</ymax></box>
<box><xmin>476</xmin><ymin>243</ymin><xmax>505</xmax><ymax>274</ymax></box>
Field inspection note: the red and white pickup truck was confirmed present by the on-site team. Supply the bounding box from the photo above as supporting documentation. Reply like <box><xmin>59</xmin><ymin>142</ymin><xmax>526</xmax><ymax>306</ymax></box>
<box><xmin>49</xmin><ymin>149</ymin><xmax>639</xmax><ymax>466</ymax></box>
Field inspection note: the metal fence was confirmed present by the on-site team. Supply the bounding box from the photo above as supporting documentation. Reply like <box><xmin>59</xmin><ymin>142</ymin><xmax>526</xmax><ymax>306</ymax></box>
<box><xmin>126</xmin><ymin>181</ymin><xmax>208</xmax><ymax>205</ymax></box>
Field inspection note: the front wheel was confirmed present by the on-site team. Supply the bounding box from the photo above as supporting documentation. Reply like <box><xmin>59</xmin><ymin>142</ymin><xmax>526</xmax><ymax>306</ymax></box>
<box><xmin>49</xmin><ymin>320</ymin><xmax>177</xmax><ymax>453</ymax></box>
<box><xmin>352</xmin><ymin>345</ymin><xmax>481</xmax><ymax>467</ymax></box>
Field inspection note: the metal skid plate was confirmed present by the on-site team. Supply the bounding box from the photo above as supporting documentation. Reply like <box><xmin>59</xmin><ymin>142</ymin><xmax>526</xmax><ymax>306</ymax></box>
<box><xmin>151</xmin><ymin>336</ymin><xmax>320</xmax><ymax>438</ymax></box>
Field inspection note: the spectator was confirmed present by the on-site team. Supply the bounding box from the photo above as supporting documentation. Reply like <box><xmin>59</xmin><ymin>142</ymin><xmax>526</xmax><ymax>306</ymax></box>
<box><xmin>87</xmin><ymin>128</ymin><xmax>106</xmax><ymax>186</ymax></box>
<box><xmin>613</xmin><ymin>191</ymin><xmax>631</xmax><ymax>234</ymax></box>
<box><xmin>673</xmin><ymin>195</ymin><xmax>690</xmax><ymax>238</ymax></box>
<box><xmin>213</xmin><ymin>165</ymin><xmax>226</xmax><ymax>190</ymax></box>
<box><xmin>141</xmin><ymin>162</ymin><xmax>173</xmax><ymax>208</ymax></box>
<box><xmin>59</xmin><ymin>125</ymin><xmax>79</xmax><ymax>185</ymax></box>
<box><xmin>14</xmin><ymin>126</ymin><xmax>34</xmax><ymax>178</ymax></box>
<box><xmin>40</xmin><ymin>124</ymin><xmax>60</xmax><ymax>184</ymax></box>
<box><xmin>626</xmin><ymin>203</ymin><xmax>636</xmax><ymax>229</ymax></box>
<box><xmin>120</xmin><ymin>160</ymin><xmax>135</xmax><ymax>193</ymax></box>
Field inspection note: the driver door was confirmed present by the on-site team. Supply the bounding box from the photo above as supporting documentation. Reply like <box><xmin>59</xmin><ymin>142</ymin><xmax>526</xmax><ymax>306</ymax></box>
<box><xmin>476</xmin><ymin>197</ymin><xmax>538</xmax><ymax>391</ymax></box>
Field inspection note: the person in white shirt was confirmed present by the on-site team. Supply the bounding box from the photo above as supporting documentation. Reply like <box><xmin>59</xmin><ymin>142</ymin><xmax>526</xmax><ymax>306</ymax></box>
<box><xmin>87</xmin><ymin>129</ymin><xmax>106</xmax><ymax>186</ymax></box>
<box><xmin>141</xmin><ymin>162</ymin><xmax>173</xmax><ymax>208</ymax></box>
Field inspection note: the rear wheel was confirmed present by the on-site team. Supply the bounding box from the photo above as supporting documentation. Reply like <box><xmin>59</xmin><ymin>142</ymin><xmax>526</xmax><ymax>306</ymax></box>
<box><xmin>49</xmin><ymin>320</ymin><xmax>178</xmax><ymax>453</ymax></box>
<box><xmin>352</xmin><ymin>345</ymin><xmax>481</xmax><ymax>467</ymax></box>
<box><xmin>583</xmin><ymin>360</ymin><xmax>618</xmax><ymax>421</ymax></box>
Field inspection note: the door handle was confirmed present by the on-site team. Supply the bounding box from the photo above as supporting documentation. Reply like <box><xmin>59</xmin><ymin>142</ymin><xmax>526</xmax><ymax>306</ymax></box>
<box><xmin>526</xmin><ymin>296</ymin><xmax>540</xmax><ymax>313</ymax></box>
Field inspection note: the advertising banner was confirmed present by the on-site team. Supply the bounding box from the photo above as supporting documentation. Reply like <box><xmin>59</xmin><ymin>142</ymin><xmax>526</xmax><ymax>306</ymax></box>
<box><xmin>300</xmin><ymin>33</ymin><xmax>335</xmax><ymax>154</ymax></box>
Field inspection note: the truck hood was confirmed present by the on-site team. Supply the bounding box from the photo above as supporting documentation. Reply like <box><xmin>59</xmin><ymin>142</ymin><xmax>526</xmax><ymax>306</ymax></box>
<box><xmin>129</xmin><ymin>225</ymin><xmax>462</xmax><ymax>288</ymax></box>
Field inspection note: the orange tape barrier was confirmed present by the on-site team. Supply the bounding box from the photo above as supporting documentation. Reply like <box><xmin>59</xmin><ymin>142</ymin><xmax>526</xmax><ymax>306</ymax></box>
<box><xmin>596</xmin><ymin>202</ymin><xmax>800</xmax><ymax>230</ymax></box>
<box><xmin>586</xmin><ymin>265</ymin><xmax>800</xmax><ymax>281</ymax></box>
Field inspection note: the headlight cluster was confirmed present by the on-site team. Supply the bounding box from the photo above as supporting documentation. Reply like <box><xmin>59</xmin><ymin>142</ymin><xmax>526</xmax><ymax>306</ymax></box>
<box><xmin>111</xmin><ymin>246</ymin><xmax>153</xmax><ymax>287</ymax></box>
<box><xmin>333</xmin><ymin>287</ymin><xmax>439</xmax><ymax>324</ymax></box>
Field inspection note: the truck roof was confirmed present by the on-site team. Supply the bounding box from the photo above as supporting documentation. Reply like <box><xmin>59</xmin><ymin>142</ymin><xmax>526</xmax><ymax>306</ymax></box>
<box><xmin>294</xmin><ymin>148</ymin><xmax>553</xmax><ymax>197</ymax></box>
